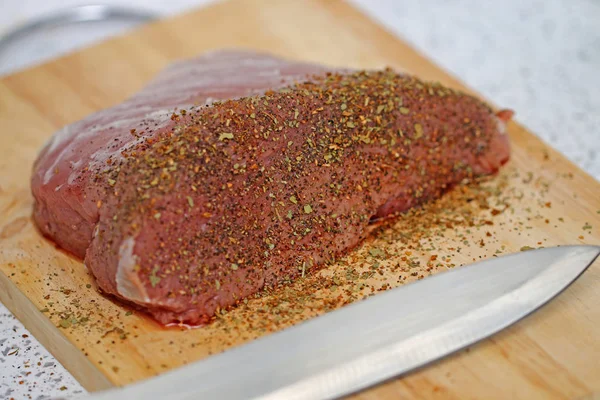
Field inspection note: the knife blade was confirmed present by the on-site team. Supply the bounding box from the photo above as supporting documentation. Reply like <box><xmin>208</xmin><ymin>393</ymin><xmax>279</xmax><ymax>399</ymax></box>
<box><xmin>80</xmin><ymin>245</ymin><xmax>599</xmax><ymax>400</ymax></box>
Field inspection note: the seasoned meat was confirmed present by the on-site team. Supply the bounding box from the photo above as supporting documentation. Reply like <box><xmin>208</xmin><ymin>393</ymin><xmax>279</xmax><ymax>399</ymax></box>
<box><xmin>31</xmin><ymin>50</ymin><xmax>510</xmax><ymax>324</ymax></box>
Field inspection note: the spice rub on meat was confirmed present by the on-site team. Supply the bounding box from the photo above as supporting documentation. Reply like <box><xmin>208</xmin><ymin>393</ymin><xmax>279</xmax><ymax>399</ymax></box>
<box><xmin>31</xmin><ymin>50</ymin><xmax>511</xmax><ymax>324</ymax></box>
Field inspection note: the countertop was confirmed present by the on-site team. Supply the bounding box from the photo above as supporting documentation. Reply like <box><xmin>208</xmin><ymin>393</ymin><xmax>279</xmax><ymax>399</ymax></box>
<box><xmin>1</xmin><ymin>0</ymin><xmax>599</xmax><ymax>398</ymax></box>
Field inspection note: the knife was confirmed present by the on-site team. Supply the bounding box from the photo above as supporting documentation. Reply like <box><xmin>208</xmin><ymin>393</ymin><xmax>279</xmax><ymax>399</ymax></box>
<box><xmin>78</xmin><ymin>245</ymin><xmax>599</xmax><ymax>400</ymax></box>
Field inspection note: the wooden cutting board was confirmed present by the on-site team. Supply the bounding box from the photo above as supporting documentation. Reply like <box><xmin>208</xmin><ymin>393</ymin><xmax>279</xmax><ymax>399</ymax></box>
<box><xmin>1</xmin><ymin>0</ymin><xmax>599</xmax><ymax>398</ymax></box>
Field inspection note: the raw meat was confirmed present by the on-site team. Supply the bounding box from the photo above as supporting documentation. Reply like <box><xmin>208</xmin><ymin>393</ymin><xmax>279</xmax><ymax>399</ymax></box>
<box><xmin>31</xmin><ymin>50</ymin><xmax>510</xmax><ymax>324</ymax></box>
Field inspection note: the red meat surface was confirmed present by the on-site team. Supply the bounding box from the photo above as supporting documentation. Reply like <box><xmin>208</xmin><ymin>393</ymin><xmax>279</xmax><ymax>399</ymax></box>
<box><xmin>31</xmin><ymin>50</ymin><xmax>510</xmax><ymax>324</ymax></box>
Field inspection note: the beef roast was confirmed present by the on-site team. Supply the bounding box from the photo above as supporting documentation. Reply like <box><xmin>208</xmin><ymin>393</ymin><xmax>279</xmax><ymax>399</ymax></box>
<box><xmin>31</xmin><ymin>50</ymin><xmax>510</xmax><ymax>324</ymax></box>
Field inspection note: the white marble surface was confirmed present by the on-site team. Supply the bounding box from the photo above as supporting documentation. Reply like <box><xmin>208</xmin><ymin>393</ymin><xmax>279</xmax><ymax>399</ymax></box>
<box><xmin>0</xmin><ymin>0</ymin><xmax>599</xmax><ymax>398</ymax></box>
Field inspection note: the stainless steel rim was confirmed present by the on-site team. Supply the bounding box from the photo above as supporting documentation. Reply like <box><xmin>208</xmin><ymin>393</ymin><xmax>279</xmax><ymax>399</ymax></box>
<box><xmin>0</xmin><ymin>4</ymin><xmax>158</xmax><ymax>58</ymax></box>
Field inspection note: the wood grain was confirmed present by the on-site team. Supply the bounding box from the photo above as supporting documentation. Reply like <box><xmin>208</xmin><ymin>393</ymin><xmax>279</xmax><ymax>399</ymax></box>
<box><xmin>0</xmin><ymin>0</ymin><xmax>599</xmax><ymax>398</ymax></box>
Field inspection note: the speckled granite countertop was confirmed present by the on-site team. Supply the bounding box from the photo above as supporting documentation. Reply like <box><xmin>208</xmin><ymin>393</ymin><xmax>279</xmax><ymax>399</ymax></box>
<box><xmin>1</xmin><ymin>0</ymin><xmax>599</xmax><ymax>398</ymax></box>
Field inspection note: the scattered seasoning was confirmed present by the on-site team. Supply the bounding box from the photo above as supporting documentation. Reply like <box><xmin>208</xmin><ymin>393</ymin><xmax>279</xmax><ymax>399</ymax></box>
<box><xmin>59</xmin><ymin>319</ymin><xmax>71</xmax><ymax>329</ymax></box>
<box><xmin>218</xmin><ymin>132</ymin><xmax>234</xmax><ymax>141</ymax></box>
<box><xmin>149</xmin><ymin>266</ymin><xmax>161</xmax><ymax>288</ymax></box>
<box><xmin>303</xmin><ymin>205</ymin><xmax>313</xmax><ymax>214</ymax></box>
<box><xmin>413</xmin><ymin>123</ymin><xmax>423</xmax><ymax>139</ymax></box>
<box><xmin>583</xmin><ymin>223</ymin><xmax>592</xmax><ymax>230</ymax></box>
<box><xmin>369</xmin><ymin>248</ymin><xmax>385</xmax><ymax>258</ymax></box>
<box><xmin>520</xmin><ymin>246</ymin><xmax>534</xmax><ymax>251</ymax></box>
